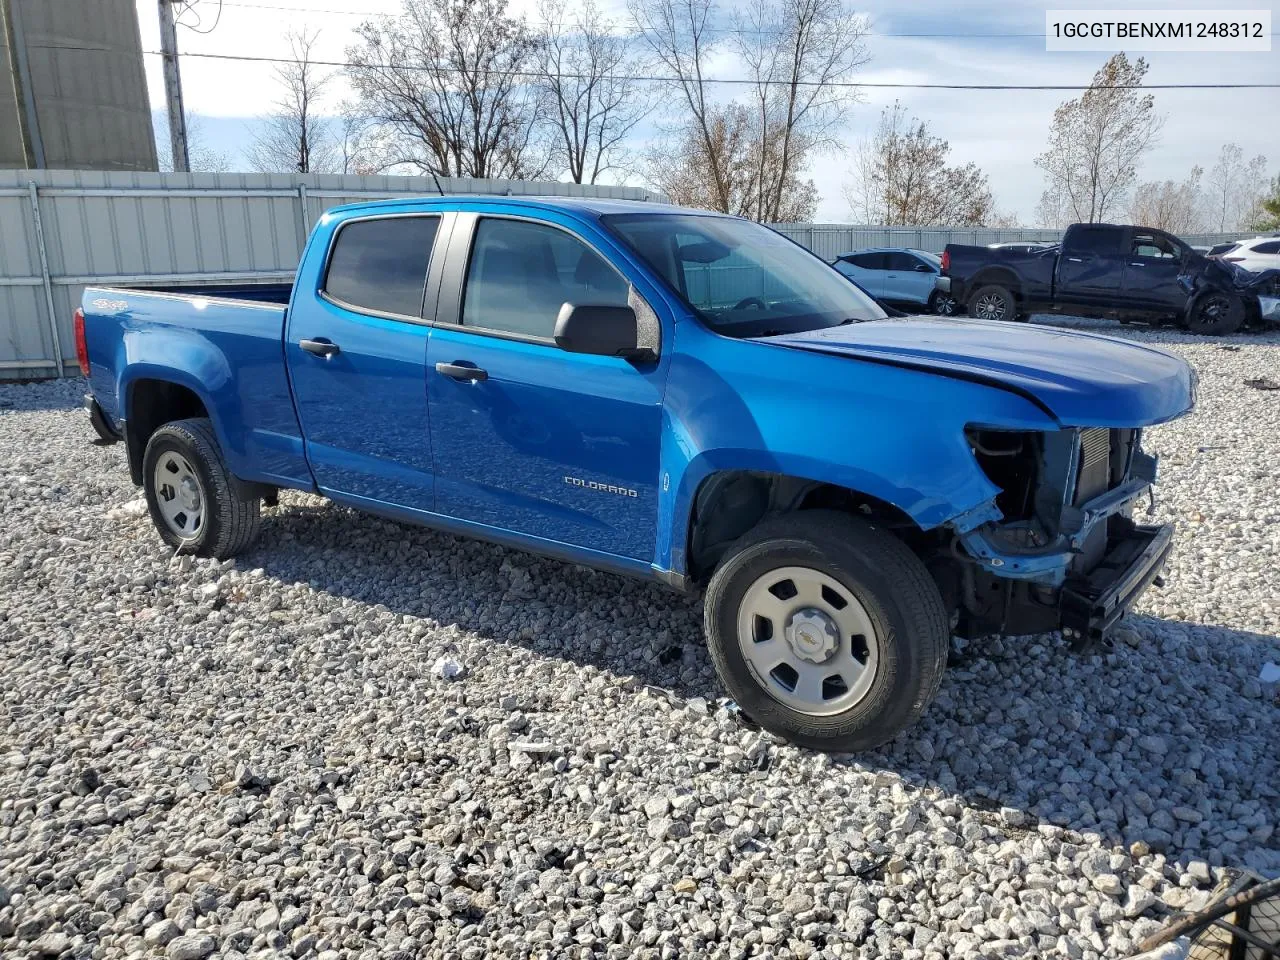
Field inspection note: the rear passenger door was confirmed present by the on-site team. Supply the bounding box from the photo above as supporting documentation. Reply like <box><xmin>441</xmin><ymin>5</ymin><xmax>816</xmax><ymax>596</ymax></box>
<box><xmin>424</xmin><ymin>212</ymin><xmax>668</xmax><ymax>562</ymax></box>
<box><xmin>881</xmin><ymin>251</ymin><xmax>935</xmax><ymax>306</ymax></box>
<box><xmin>285</xmin><ymin>212</ymin><xmax>448</xmax><ymax>511</ymax></box>
<box><xmin>1056</xmin><ymin>226</ymin><xmax>1127</xmax><ymax>308</ymax></box>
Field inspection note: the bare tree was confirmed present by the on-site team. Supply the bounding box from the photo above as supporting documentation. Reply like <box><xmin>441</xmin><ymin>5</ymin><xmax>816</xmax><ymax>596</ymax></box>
<box><xmin>844</xmin><ymin>102</ymin><xmax>995</xmax><ymax>226</ymax></box>
<box><xmin>645</xmin><ymin>101</ymin><xmax>818</xmax><ymax>220</ymax></box>
<box><xmin>1129</xmin><ymin>166</ymin><xmax>1205</xmax><ymax>234</ymax></box>
<box><xmin>1035</xmin><ymin>53</ymin><xmax>1163</xmax><ymax>223</ymax></box>
<box><xmin>631</xmin><ymin>0</ymin><xmax>861</xmax><ymax>220</ymax></box>
<box><xmin>346</xmin><ymin>0</ymin><xmax>548</xmax><ymax>180</ymax></box>
<box><xmin>247</xmin><ymin>29</ymin><xmax>336</xmax><ymax>174</ymax></box>
<box><xmin>1206</xmin><ymin>143</ymin><xmax>1269</xmax><ymax>232</ymax></box>
<box><xmin>154</xmin><ymin>111</ymin><xmax>231</xmax><ymax>173</ymax></box>
<box><xmin>733</xmin><ymin>0</ymin><xmax>870</xmax><ymax>222</ymax></box>
<box><xmin>535</xmin><ymin>0</ymin><xmax>650</xmax><ymax>184</ymax></box>
<box><xmin>629</xmin><ymin>0</ymin><xmax>733</xmax><ymax>211</ymax></box>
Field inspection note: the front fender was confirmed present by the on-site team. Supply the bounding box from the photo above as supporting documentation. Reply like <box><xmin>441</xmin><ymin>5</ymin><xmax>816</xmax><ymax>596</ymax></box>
<box><xmin>655</xmin><ymin>327</ymin><xmax>1058</xmax><ymax>575</ymax></box>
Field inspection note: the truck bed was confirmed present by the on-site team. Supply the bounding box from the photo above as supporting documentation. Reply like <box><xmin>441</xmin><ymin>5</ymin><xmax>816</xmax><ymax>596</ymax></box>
<box><xmin>80</xmin><ymin>282</ymin><xmax>312</xmax><ymax>491</ymax></box>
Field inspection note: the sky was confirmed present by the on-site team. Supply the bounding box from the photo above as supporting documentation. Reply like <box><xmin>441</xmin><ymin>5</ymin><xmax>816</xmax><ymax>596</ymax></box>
<box><xmin>135</xmin><ymin>0</ymin><xmax>1280</xmax><ymax>223</ymax></box>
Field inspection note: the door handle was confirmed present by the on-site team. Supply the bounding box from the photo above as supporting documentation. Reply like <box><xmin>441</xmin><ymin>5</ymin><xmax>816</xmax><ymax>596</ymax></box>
<box><xmin>1128</xmin><ymin>262</ymin><xmax>1146</xmax><ymax>267</ymax></box>
<box><xmin>1066</xmin><ymin>257</ymin><xmax>1084</xmax><ymax>262</ymax></box>
<box><xmin>299</xmin><ymin>338</ymin><xmax>340</xmax><ymax>358</ymax></box>
<box><xmin>435</xmin><ymin>361</ymin><xmax>488</xmax><ymax>382</ymax></box>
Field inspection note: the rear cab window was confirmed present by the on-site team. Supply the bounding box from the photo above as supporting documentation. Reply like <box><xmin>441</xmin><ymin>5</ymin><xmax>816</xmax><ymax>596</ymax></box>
<box><xmin>323</xmin><ymin>216</ymin><xmax>441</xmax><ymax>318</ymax></box>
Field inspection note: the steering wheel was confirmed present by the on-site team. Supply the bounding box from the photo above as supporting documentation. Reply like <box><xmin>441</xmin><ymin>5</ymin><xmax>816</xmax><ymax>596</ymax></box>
<box><xmin>733</xmin><ymin>296</ymin><xmax>768</xmax><ymax>311</ymax></box>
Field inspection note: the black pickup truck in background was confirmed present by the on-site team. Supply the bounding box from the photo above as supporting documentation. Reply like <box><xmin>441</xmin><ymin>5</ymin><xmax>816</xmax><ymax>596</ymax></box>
<box><xmin>936</xmin><ymin>222</ymin><xmax>1280</xmax><ymax>335</ymax></box>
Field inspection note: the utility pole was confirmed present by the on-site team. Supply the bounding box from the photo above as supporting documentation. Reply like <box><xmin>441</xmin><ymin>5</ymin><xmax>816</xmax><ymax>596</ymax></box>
<box><xmin>157</xmin><ymin>0</ymin><xmax>190</xmax><ymax>172</ymax></box>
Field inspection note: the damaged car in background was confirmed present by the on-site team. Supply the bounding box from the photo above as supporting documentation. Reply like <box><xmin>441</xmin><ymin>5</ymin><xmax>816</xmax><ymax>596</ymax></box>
<box><xmin>937</xmin><ymin>221</ymin><xmax>1280</xmax><ymax>334</ymax></box>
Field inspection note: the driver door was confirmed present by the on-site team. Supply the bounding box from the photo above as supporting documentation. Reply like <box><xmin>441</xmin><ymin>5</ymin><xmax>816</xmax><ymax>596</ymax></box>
<box><xmin>1122</xmin><ymin>229</ymin><xmax>1186</xmax><ymax>312</ymax></box>
<box><xmin>425</xmin><ymin>212</ymin><xmax>669</xmax><ymax>561</ymax></box>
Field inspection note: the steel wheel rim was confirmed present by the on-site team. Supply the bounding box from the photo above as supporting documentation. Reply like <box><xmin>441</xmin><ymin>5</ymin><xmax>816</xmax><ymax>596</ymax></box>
<box><xmin>974</xmin><ymin>293</ymin><xmax>1007</xmax><ymax>320</ymax></box>
<box><xmin>153</xmin><ymin>451</ymin><xmax>205</xmax><ymax>540</ymax></box>
<box><xmin>736</xmin><ymin>565</ymin><xmax>880</xmax><ymax>716</ymax></box>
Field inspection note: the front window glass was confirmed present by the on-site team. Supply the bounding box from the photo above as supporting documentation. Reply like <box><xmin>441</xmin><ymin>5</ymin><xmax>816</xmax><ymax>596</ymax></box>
<box><xmin>604</xmin><ymin>214</ymin><xmax>886</xmax><ymax>337</ymax></box>
<box><xmin>462</xmin><ymin>218</ymin><xmax>630</xmax><ymax>339</ymax></box>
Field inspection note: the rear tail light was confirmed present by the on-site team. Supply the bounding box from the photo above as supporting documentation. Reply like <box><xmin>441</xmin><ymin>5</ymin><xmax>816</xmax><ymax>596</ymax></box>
<box><xmin>941</xmin><ymin>250</ymin><xmax>950</xmax><ymax>273</ymax></box>
<box><xmin>74</xmin><ymin>307</ymin><xmax>89</xmax><ymax>376</ymax></box>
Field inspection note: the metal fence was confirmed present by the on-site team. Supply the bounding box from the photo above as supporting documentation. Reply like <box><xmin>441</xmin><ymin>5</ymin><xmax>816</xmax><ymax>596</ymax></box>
<box><xmin>0</xmin><ymin>170</ymin><xmax>658</xmax><ymax>380</ymax></box>
<box><xmin>0</xmin><ymin>170</ymin><xmax>1264</xmax><ymax>380</ymax></box>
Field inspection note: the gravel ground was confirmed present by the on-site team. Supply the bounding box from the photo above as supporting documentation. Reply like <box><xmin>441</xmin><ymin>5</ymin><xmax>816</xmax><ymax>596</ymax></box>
<box><xmin>1</xmin><ymin>321</ymin><xmax>1278</xmax><ymax>960</ymax></box>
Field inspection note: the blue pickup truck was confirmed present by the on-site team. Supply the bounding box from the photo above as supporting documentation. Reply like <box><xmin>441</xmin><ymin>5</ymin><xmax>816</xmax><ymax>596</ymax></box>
<box><xmin>77</xmin><ymin>196</ymin><xmax>1195</xmax><ymax>751</ymax></box>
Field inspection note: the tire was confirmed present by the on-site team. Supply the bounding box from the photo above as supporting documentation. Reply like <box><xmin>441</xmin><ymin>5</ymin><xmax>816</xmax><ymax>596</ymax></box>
<box><xmin>142</xmin><ymin>417</ymin><xmax>261</xmax><ymax>558</ymax></box>
<box><xmin>967</xmin><ymin>284</ymin><xmax>1017</xmax><ymax>322</ymax></box>
<box><xmin>928</xmin><ymin>290</ymin><xmax>960</xmax><ymax>316</ymax></box>
<box><xmin>1185</xmin><ymin>292</ymin><xmax>1244</xmax><ymax>336</ymax></box>
<box><xmin>704</xmin><ymin>510</ymin><xmax>949</xmax><ymax>752</ymax></box>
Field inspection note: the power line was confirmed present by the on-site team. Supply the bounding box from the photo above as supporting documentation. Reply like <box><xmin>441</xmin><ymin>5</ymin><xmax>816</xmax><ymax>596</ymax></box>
<box><xmin>28</xmin><ymin>42</ymin><xmax>1280</xmax><ymax>90</ymax></box>
<box><xmin>136</xmin><ymin>48</ymin><xmax>1280</xmax><ymax>90</ymax></box>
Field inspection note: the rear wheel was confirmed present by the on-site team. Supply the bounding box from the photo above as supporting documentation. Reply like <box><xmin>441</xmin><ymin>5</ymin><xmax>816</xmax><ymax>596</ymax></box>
<box><xmin>704</xmin><ymin>511</ymin><xmax>949</xmax><ymax>752</ymax></box>
<box><xmin>143</xmin><ymin>417</ymin><xmax>261</xmax><ymax>558</ymax></box>
<box><xmin>968</xmin><ymin>284</ymin><xmax>1017</xmax><ymax>322</ymax></box>
<box><xmin>928</xmin><ymin>290</ymin><xmax>960</xmax><ymax>316</ymax></box>
<box><xmin>1185</xmin><ymin>292</ymin><xmax>1244</xmax><ymax>335</ymax></box>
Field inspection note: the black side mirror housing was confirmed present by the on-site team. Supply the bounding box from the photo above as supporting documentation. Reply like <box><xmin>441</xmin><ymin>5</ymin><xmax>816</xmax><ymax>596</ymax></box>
<box><xmin>554</xmin><ymin>303</ymin><xmax>651</xmax><ymax>359</ymax></box>
<box><xmin>914</xmin><ymin>263</ymin><xmax>934</xmax><ymax>272</ymax></box>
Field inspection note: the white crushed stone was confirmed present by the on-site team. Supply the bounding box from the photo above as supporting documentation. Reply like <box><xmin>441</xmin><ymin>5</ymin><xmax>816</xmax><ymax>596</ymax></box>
<box><xmin>1</xmin><ymin>319</ymin><xmax>1277</xmax><ymax>960</ymax></box>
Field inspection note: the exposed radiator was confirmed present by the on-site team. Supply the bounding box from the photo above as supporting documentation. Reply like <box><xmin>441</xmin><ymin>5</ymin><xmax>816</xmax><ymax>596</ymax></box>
<box><xmin>1075</xmin><ymin>428</ymin><xmax>1112</xmax><ymax>504</ymax></box>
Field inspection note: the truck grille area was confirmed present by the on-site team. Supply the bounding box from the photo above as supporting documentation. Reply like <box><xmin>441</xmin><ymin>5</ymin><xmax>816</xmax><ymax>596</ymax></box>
<box><xmin>1074</xmin><ymin>428</ymin><xmax>1112</xmax><ymax>504</ymax></box>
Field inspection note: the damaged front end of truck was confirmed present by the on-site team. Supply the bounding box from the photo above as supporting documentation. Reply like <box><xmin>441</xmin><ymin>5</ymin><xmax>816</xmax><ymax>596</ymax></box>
<box><xmin>947</xmin><ymin>425</ymin><xmax>1175</xmax><ymax>650</ymax></box>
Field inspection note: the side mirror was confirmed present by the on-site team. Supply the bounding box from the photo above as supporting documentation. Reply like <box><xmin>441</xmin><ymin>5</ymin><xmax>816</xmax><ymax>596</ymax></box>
<box><xmin>554</xmin><ymin>303</ymin><xmax>651</xmax><ymax>359</ymax></box>
<box><xmin>914</xmin><ymin>263</ymin><xmax>934</xmax><ymax>273</ymax></box>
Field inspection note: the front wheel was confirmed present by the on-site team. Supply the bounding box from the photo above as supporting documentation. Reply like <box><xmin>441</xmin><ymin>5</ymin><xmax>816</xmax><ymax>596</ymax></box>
<box><xmin>967</xmin><ymin>284</ymin><xmax>1017</xmax><ymax>322</ymax></box>
<box><xmin>1185</xmin><ymin>292</ymin><xmax>1244</xmax><ymax>335</ymax></box>
<box><xmin>143</xmin><ymin>417</ymin><xmax>261</xmax><ymax>558</ymax></box>
<box><xmin>704</xmin><ymin>511</ymin><xmax>949</xmax><ymax>752</ymax></box>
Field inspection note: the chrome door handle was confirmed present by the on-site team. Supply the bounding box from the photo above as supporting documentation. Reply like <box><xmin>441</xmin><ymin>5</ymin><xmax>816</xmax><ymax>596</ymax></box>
<box><xmin>1128</xmin><ymin>262</ymin><xmax>1146</xmax><ymax>267</ymax></box>
<box><xmin>1066</xmin><ymin>257</ymin><xmax>1084</xmax><ymax>262</ymax></box>
<box><xmin>299</xmin><ymin>338</ymin><xmax>340</xmax><ymax>358</ymax></box>
<box><xmin>435</xmin><ymin>361</ymin><xmax>488</xmax><ymax>382</ymax></box>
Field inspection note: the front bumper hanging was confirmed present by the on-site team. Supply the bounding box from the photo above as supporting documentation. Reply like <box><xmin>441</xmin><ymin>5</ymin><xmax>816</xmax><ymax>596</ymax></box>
<box><xmin>1060</xmin><ymin>522</ymin><xmax>1174</xmax><ymax>647</ymax></box>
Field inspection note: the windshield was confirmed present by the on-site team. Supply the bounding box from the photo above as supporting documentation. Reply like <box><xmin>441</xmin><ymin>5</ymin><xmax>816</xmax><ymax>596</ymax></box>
<box><xmin>913</xmin><ymin>250</ymin><xmax>942</xmax><ymax>268</ymax></box>
<box><xmin>603</xmin><ymin>213</ymin><xmax>887</xmax><ymax>337</ymax></box>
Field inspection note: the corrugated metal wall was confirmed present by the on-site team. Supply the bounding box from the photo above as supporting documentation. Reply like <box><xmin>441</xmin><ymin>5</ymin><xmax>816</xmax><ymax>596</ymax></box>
<box><xmin>0</xmin><ymin>171</ymin><xmax>1262</xmax><ymax>380</ymax></box>
<box><xmin>0</xmin><ymin>170</ymin><xmax>659</xmax><ymax>379</ymax></box>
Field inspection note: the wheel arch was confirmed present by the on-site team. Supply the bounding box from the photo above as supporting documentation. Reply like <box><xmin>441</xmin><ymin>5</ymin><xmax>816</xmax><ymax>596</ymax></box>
<box><xmin>121</xmin><ymin>371</ymin><xmax>221</xmax><ymax>485</ymax></box>
<box><xmin>969</xmin><ymin>268</ymin><xmax>1023</xmax><ymax>299</ymax></box>
<box><xmin>679</xmin><ymin>467</ymin><xmax>927</xmax><ymax>584</ymax></box>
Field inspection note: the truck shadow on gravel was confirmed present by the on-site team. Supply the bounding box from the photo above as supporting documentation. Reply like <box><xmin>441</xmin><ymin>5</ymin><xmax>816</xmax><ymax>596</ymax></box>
<box><xmin>249</xmin><ymin>495</ymin><xmax>1280</xmax><ymax>873</ymax></box>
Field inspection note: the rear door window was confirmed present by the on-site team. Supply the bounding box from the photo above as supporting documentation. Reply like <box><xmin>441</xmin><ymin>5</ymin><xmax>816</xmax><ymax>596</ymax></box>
<box><xmin>323</xmin><ymin>216</ymin><xmax>440</xmax><ymax>318</ymax></box>
<box><xmin>1064</xmin><ymin>226</ymin><xmax>1123</xmax><ymax>256</ymax></box>
<box><xmin>849</xmin><ymin>252</ymin><xmax>888</xmax><ymax>270</ymax></box>
<box><xmin>1252</xmin><ymin>240</ymin><xmax>1280</xmax><ymax>254</ymax></box>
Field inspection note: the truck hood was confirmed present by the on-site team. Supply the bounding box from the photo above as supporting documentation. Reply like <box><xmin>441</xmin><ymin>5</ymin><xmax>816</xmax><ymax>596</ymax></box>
<box><xmin>759</xmin><ymin>317</ymin><xmax>1194</xmax><ymax>427</ymax></box>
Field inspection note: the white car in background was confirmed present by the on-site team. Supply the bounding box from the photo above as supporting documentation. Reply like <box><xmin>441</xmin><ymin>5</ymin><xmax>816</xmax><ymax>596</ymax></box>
<box><xmin>1216</xmin><ymin>236</ymin><xmax>1280</xmax><ymax>273</ymax></box>
<box><xmin>831</xmin><ymin>248</ymin><xmax>957</xmax><ymax>314</ymax></box>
